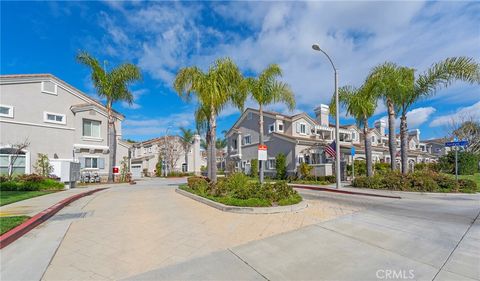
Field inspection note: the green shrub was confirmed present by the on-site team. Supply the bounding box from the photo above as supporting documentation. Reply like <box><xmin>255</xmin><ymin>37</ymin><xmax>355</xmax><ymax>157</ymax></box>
<box><xmin>458</xmin><ymin>179</ymin><xmax>478</xmax><ymax>193</ymax></box>
<box><xmin>276</xmin><ymin>153</ymin><xmax>287</xmax><ymax>180</ymax></box>
<box><xmin>278</xmin><ymin>193</ymin><xmax>302</xmax><ymax>206</ymax></box>
<box><xmin>0</xmin><ymin>174</ymin><xmax>64</xmax><ymax>191</ymax></box>
<box><xmin>374</xmin><ymin>162</ymin><xmax>390</xmax><ymax>175</ymax></box>
<box><xmin>250</xmin><ymin>159</ymin><xmax>258</xmax><ymax>178</ymax></box>
<box><xmin>187</xmin><ymin>176</ymin><xmax>209</xmax><ymax>193</ymax></box>
<box><xmin>439</xmin><ymin>151</ymin><xmax>480</xmax><ymax>175</ymax></box>
<box><xmin>225</xmin><ymin>173</ymin><xmax>252</xmax><ymax>199</ymax></box>
<box><xmin>352</xmin><ymin>170</ymin><xmax>477</xmax><ymax>193</ymax></box>
<box><xmin>299</xmin><ymin>162</ymin><xmax>312</xmax><ymax>179</ymax></box>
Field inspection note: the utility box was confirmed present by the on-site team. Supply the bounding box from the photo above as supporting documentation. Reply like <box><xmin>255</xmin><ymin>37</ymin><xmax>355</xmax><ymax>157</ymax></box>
<box><xmin>51</xmin><ymin>160</ymin><xmax>81</xmax><ymax>189</ymax></box>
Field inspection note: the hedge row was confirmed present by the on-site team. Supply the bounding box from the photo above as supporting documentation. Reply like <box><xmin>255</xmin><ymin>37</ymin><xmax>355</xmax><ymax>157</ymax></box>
<box><xmin>0</xmin><ymin>174</ymin><xmax>64</xmax><ymax>191</ymax></box>
<box><xmin>352</xmin><ymin>171</ymin><xmax>477</xmax><ymax>193</ymax></box>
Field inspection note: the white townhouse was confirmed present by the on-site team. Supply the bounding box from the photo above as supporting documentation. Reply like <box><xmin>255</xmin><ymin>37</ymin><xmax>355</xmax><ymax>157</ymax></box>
<box><xmin>0</xmin><ymin>74</ymin><xmax>130</xmax><ymax>180</ymax></box>
<box><xmin>226</xmin><ymin>104</ymin><xmax>438</xmax><ymax>178</ymax></box>
<box><xmin>130</xmin><ymin>135</ymin><xmax>202</xmax><ymax>178</ymax></box>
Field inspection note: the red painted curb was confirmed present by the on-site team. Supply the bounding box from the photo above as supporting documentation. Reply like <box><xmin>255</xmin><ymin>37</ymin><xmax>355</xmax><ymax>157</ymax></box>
<box><xmin>291</xmin><ymin>185</ymin><xmax>401</xmax><ymax>199</ymax></box>
<box><xmin>0</xmin><ymin>188</ymin><xmax>107</xmax><ymax>249</ymax></box>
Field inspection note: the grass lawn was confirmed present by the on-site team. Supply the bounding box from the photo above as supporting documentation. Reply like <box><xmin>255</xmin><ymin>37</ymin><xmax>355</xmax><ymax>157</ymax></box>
<box><xmin>0</xmin><ymin>215</ymin><xmax>30</xmax><ymax>235</ymax></box>
<box><xmin>0</xmin><ymin>191</ymin><xmax>54</xmax><ymax>207</ymax></box>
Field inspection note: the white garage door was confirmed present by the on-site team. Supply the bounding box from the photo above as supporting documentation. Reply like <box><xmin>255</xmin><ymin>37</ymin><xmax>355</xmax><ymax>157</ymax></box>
<box><xmin>131</xmin><ymin>164</ymin><xmax>142</xmax><ymax>179</ymax></box>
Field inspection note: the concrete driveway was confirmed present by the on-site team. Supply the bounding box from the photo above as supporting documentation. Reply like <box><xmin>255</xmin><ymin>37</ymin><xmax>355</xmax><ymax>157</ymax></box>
<box><xmin>126</xmin><ymin>186</ymin><xmax>480</xmax><ymax>281</ymax></box>
<box><xmin>2</xmin><ymin>178</ymin><xmax>479</xmax><ymax>281</ymax></box>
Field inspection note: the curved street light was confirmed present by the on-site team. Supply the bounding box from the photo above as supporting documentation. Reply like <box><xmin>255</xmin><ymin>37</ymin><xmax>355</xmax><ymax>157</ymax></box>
<box><xmin>312</xmin><ymin>44</ymin><xmax>341</xmax><ymax>189</ymax></box>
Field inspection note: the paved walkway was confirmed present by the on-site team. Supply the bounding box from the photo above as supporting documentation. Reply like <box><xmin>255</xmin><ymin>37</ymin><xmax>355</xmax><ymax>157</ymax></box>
<box><xmin>0</xmin><ymin>184</ymin><xmax>122</xmax><ymax>217</ymax></box>
<box><xmin>130</xmin><ymin>189</ymin><xmax>480</xmax><ymax>281</ymax></box>
<box><xmin>40</xmin><ymin>178</ymin><xmax>363</xmax><ymax>280</ymax></box>
<box><xmin>2</xmin><ymin>178</ymin><xmax>479</xmax><ymax>280</ymax></box>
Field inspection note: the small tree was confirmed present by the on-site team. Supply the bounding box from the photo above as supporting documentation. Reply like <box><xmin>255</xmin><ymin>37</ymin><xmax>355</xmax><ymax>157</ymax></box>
<box><xmin>34</xmin><ymin>153</ymin><xmax>53</xmax><ymax>177</ymax></box>
<box><xmin>439</xmin><ymin>151</ymin><xmax>479</xmax><ymax>175</ymax></box>
<box><xmin>299</xmin><ymin>162</ymin><xmax>312</xmax><ymax>179</ymax></box>
<box><xmin>155</xmin><ymin>156</ymin><xmax>163</xmax><ymax>177</ymax></box>
<box><xmin>276</xmin><ymin>153</ymin><xmax>287</xmax><ymax>180</ymax></box>
<box><xmin>7</xmin><ymin>139</ymin><xmax>30</xmax><ymax>179</ymax></box>
<box><xmin>119</xmin><ymin>156</ymin><xmax>129</xmax><ymax>182</ymax></box>
<box><xmin>250</xmin><ymin>159</ymin><xmax>259</xmax><ymax>178</ymax></box>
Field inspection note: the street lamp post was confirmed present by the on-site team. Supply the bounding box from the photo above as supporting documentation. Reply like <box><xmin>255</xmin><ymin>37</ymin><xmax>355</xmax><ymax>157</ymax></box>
<box><xmin>312</xmin><ymin>44</ymin><xmax>341</xmax><ymax>189</ymax></box>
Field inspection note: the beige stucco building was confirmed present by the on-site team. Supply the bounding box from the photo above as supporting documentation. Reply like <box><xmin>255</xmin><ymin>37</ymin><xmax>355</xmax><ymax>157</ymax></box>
<box><xmin>0</xmin><ymin>74</ymin><xmax>130</xmax><ymax>180</ymax></box>
<box><xmin>227</xmin><ymin>104</ymin><xmax>439</xmax><ymax>178</ymax></box>
<box><xmin>130</xmin><ymin>135</ymin><xmax>202</xmax><ymax>178</ymax></box>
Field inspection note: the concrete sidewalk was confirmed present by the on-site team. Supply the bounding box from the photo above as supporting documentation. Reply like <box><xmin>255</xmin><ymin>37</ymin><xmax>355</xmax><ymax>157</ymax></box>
<box><xmin>127</xmin><ymin>189</ymin><xmax>480</xmax><ymax>281</ymax></box>
<box><xmin>0</xmin><ymin>184</ymin><xmax>127</xmax><ymax>217</ymax></box>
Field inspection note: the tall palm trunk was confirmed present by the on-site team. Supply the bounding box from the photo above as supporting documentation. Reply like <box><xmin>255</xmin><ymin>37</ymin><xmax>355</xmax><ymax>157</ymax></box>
<box><xmin>364</xmin><ymin>119</ymin><xmax>373</xmax><ymax>177</ymax></box>
<box><xmin>107</xmin><ymin>102</ymin><xmax>115</xmax><ymax>183</ymax></box>
<box><xmin>259</xmin><ymin>105</ymin><xmax>264</xmax><ymax>183</ymax></box>
<box><xmin>400</xmin><ymin>113</ymin><xmax>408</xmax><ymax>174</ymax></box>
<box><xmin>209</xmin><ymin>105</ymin><xmax>217</xmax><ymax>183</ymax></box>
<box><xmin>387</xmin><ymin>99</ymin><xmax>397</xmax><ymax>171</ymax></box>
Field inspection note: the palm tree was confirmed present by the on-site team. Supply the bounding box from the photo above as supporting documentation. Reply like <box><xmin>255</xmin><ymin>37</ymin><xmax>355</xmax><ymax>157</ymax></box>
<box><xmin>367</xmin><ymin>62</ymin><xmax>409</xmax><ymax>171</ymax></box>
<box><xmin>174</xmin><ymin>58</ymin><xmax>246</xmax><ymax>183</ymax></box>
<box><xmin>179</xmin><ymin>127</ymin><xmax>195</xmax><ymax>173</ymax></box>
<box><xmin>397</xmin><ymin>57</ymin><xmax>479</xmax><ymax>174</ymax></box>
<box><xmin>330</xmin><ymin>84</ymin><xmax>377</xmax><ymax>177</ymax></box>
<box><xmin>244</xmin><ymin>64</ymin><xmax>295</xmax><ymax>183</ymax></box>
<box><xmin>77</xmin><ymin>51</ymin><xmax>142</xmax><ymax>183</ymax></box>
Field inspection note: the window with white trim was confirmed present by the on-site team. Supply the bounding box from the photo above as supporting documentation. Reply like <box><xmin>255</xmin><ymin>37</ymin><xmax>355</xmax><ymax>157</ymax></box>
<box><xmin>44</xmin><ymin>112</ymin><xmax>66</xmax><ymax>124</ymax></box>
<box><xmin>41</xmin><ymin>81</ymin><xmax>58</xmax><ymax>95</ymax></box>
<box><xmin>278</xmin><ymin>123</ymin><xmax>284</xmax><ymax>132</ymax></box>
<box><xmin>83</xmin><ymin>119</ymin><xmax>101</xmax><ymax>138</ymax></box>
<box><xmin>0</xmin><ymin>148</ymin><xmax>26</xmax><ymax>175</ymax></box>
<box><xmin>267</xmin><ymin>159</ymin><xmax>276</xmax><ymax>170</ymax></box>
<box><xmin>268</xmin><ymin>124</ymin><xmax>275</xmax><ymax>133</ymax></box>
<box><xmin>300</xmin><ymin>123</ymin><xmax>306</xmax><ymax>134</ymax></box>
<box><xmin>247</xmin><ymin>112</ymin><xmax>253</xmax><ymax>120</ymax></box>
<box><xmin>244</xmin><ymin>135</ymin><xmax>251</xmax><ymax>145</ymax></box>
<box><xmin>0</xmin><ymin>105</ymin><xmax>14</xmax><ymax>118</ymax></box>
<box><xmin>85</xmin><ymin>157</ymin><xmax>98</xmax><ymax>168</ymax></box>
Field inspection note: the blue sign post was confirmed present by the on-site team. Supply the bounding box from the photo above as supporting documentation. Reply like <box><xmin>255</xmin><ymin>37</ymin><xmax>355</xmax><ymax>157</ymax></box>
<box><xmin>445</xmin><ymin>140</ymin><xmax>469</xmax><ymax>180</ymax></box>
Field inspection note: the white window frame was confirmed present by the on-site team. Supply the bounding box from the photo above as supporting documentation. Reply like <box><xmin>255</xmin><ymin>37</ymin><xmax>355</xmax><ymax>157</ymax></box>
<box><xmin>277</xmin><ymin>122</ymin><xmax>284</xmax><ymax>132</ymax></box>
<box><xmin>41</xmin><ymin>81</ymin><xmax>58</xmax><ymax>95</ymax></box>
<box><xmin>82</xmin><ymin>119</ymin><xmax>101</xmax><ymax>139</ymax></box>
<box><xmin>0</xmin><ymin>104</ymin><xmax>14</xmax><ymax>118</ymax></box>
<box><xmin>43</xmin><ymin>111</ymin><xmax>66</xmax><ymax>125</ymax></box>
<box><xmin>247</xmin><ymin>112</ymin><xmax>253</xmax><ymax>120</ymax></box>
<box><xmin>244</xmin><ymin>135</ymin><xmax>251</xmax><ymax>145</ymax></box>
<box><xmin>300</xmin><ymin>123</ymin><xmax>307</xmax><ymax>135</ymax></box>
<box><xmin>267</xmin><ymin>158</ymin><xmax>276</xmax><ymax>170</ymax></box>
<box><xmin>84</xmin><ymin>156</ymin><xmax>99</xmax><ymax>169</ymax></box>
<box><xmin>268</xmin><ymin>124</ymin><xmax>275</xmax><ymax>133</ymax></box>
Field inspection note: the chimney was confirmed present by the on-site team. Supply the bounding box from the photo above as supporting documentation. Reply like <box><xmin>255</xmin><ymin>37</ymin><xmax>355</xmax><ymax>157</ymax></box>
<box><xmin>374</xmin><ymin>119</ymin><xmax>386</xmax><ymax>136</ymax></box>
<box><xmin>314</xmin><ymin>104</ymin><xmax>329</xmax><ymax>126</ymax></box>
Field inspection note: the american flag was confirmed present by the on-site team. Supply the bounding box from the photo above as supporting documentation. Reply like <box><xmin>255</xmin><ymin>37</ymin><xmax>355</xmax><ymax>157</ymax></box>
<box><xmin>325</xmin><ymin>140</ymin><xmax>336</xmax><ymax>158</ymax></box>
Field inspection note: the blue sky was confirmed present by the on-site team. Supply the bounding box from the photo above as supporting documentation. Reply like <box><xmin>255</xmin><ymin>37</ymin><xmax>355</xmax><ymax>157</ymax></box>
<box><xmin>2</xmin><ymin>1</ymin><xmax>479</xmax><ymax>141</ymax></box>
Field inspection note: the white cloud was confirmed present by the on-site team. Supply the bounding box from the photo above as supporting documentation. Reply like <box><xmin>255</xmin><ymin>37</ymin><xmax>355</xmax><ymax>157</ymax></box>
<box><xmin>377</xmin><ymin>106</ymin><xmax>436</xmax><ymax>131</ymax></box>
<box><xmin>123</xmin><ymin>111</ymin><xmax>194</xmax><ymax>138</ymax></box>
<box><xmin>91</xmin><ymin>1</ymin><xmax>477</xmax><ymax>129</ymax></box>
<box><xmin>430</xmin><ymin>101</ymin><xmax>480</xmax><ymax>127</ymax></box>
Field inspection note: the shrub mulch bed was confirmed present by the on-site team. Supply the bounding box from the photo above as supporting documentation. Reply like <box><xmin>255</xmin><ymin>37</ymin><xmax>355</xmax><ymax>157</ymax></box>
<box><xmin>184</xmin><ymin>173</ymin><xmax>303</xmax><ymax>207</ymax></box>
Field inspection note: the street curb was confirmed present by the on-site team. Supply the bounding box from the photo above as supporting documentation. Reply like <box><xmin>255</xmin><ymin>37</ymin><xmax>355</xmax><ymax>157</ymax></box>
<box><xmin>291</xmin><ymin>184</ymin><xmax>402</xmax><ymax>199</ymax></box>
<box><xmin>175</xmin><ymin>188</ymin><xmax>308</xmax><ymax>214</ymax></box>
<box><xmin>0</xmin><ymin>188</ymin><xmax>107</xmax><ymax>249</ymax></box>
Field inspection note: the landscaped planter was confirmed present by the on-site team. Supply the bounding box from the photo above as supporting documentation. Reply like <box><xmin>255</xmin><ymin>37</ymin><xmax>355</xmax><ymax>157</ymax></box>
<box><xmin>176</xmin><ymin>188</ymin><xmax>308</xmax><ymax>214</ymax></box>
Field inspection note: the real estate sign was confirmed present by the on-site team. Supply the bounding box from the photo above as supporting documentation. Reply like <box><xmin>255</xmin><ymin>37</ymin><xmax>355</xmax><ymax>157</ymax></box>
<box><xmin>258</xmin><ymin>144</ymin><xmax>267</xmax><ymax>161</ymax></box>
